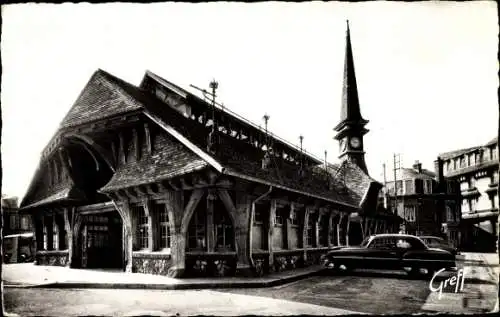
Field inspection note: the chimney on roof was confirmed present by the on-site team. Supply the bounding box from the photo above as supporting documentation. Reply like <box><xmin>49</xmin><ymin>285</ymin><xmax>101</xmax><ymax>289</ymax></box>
<box><xmin>433</xmin><ymin>157</ymin><xmax>445</xmax><ymax>192</ymax></box>
<box><xmin>412</xmin><ymin>160</ymin><xmax>422</xmax><ymax>174</ymax></box>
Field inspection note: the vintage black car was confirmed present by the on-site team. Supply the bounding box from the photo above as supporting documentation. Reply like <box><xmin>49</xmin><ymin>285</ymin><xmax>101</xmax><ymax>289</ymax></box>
<box><xmin>419</xmin><ymin>235</ymin><xmax>458</xmax><ymax>256</ymax></box>
<box><xmin>322</xmin><ymin>234</ymin><xmax>456</xmax><ymax>278</ymax></box>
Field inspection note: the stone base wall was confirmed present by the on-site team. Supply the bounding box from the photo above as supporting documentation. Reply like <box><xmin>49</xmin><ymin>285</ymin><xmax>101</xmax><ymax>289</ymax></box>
<box><xmin>132</xmin><ymin>252</ymin><xmax>173</xmax><ymax>275</ymax></box>
<box><xmin>185</xmin><ymin>254</ymin><xmax>237</xmax><ymax>277</ymax></box>
<box><xmin>35</xmin><ymin>251</ymin><xmax>69</xmax><ymax>266</ymax></box>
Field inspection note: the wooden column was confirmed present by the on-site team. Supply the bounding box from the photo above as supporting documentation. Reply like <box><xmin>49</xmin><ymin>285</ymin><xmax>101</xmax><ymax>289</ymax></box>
<box><xmin>143</xmin><ymin>199</ymin><xmax>154</xmax><ymax>251</ymax></box>
<box><xmin>63</xmin><ymin>208</ymin><xmax>73</xmax><ymax>267</ymax></box>
<box><xmin>166</xmin><ymin>190</ymin><xmax>186</xmax><ymax>277</ymax></box>
<box><xmin>303</xmin><ymin>207</ymin><xmax>311</xmax><ymax>261</ymax></box>
<box><xmin>285</xmin><ymin>204</ymin><xmax>292</xmax><ymax>250</ymax></box>
<box><xmin>327</xmin><ymin>211</ymin><xmax>334</xmax><ymax>247</ymax></box>
<box><xmin>218</xmin><ymin>189</ymin><xmax>252</xmax><ymax>276</ymax></box>
<box><xmin>314</xmin><ymin>211</ymin><xmax>320</xmax><ymax>248</ymax></box>
<box><xmin>118</xmin><ymin>131</ymin><xmax>126</xmax><ymax>165</ymax></box>
<box><xmin>345</xmin><ymin>213</ymin><xmax>351</xmax><ymax>246</ymax></box>
<box><xmin>112</xmin><ymin>199</ymin><xmax>133</xmax><ymax>272</ymax></box>
<box><xmin>268</xmin><ymin>199</ymin><xmax>277</xmax><ymax>270</ymax></box>
<box><xmin>206</xmin><ymin>189</ymin><xmax>216</xmax><ymax>252</ymax></box>
<box><xmin>336</xmin><ymin>214</ymin><xmax>342</xmax><ymax>246</ymax></box>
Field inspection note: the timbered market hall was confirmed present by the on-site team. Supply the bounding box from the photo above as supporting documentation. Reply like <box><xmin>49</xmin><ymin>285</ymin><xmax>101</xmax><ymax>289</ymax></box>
<box><xmin>20</xmin><ymin>24</ymin><xmax>401</xmax><ymax>278</ymax></box>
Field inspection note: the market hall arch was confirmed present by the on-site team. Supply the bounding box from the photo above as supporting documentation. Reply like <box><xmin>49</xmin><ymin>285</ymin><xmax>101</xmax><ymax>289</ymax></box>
<box><xmin>63</xmin><ymin>135</ymin><xmax>124</xmax><ymax>270</ymax></box>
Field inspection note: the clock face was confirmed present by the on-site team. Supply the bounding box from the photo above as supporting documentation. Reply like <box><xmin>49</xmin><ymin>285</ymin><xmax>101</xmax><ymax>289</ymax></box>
<box><xmin>350</xmin><ymin>137</ymin><xmax>361</xmax><ymax>149</ymax></box>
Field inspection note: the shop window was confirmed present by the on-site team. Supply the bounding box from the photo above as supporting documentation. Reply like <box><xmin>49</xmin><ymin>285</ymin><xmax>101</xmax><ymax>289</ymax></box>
<box><xmin>188</xmin><ymin>206</ymin><xmax>206</xmax><ymax>250</ymax></box>
<box><xmin>157</xmin><ymin>203</ymin><xmax>171</xmax><ymax>251</ymax></box>
<box><xmin>214</xmin><ymin>208</ymin><xmax>234</xmax><ymax>251</ymax></box>
<box><xmin>133</xmin><ymin>205</ymin><xmax>149</xmax><ymax>250</ymax></box>
<box><xmin>306</xmin><ymin>213</ymin><xmax>316</xmax><ymax>247</ymax></box>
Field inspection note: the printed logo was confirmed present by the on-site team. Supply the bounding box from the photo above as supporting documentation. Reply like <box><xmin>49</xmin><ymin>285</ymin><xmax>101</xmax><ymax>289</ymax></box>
<box><xmin>429</xmin><ymin>268</ymin><xmax>465</xmax><ymax>299</ymax></box>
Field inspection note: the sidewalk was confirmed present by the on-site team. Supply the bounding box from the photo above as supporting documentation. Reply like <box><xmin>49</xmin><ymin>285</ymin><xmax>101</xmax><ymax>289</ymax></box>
<box><xmin>421</xmin><ymin>252</ymin><xmax>499</xmax><ymax>314</ymax></box>
<box><xmin>2</xmin><ymin>262</ymin><xmax>325</xmax><ymax>290</ymax></box>
<box><xmin>456</xmin><ymin>252</ymin><xmax>499</xmax><ymax>285</ymax></box>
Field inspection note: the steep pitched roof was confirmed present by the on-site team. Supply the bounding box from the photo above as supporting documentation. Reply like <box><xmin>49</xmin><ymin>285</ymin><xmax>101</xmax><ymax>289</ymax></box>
<box><xmin>22</xmin><ymin>69</ymin><xmax>380</xmax><ymax>210</ymax></box>
<box><xmin>334</xmin><ymin>21</ymin><xmax>368</xmax><ymax>132</ymax></box>
<box><xmin>61</xmin><ymin>70</ymin><xmax>143</xmax><ymax>129</ymax></box>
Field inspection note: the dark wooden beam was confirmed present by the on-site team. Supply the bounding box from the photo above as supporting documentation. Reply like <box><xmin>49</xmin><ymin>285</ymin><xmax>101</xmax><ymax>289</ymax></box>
<box><xmin>144</xmin><ymin>123</ymin><xmax>152</xmax><ymax>154</ymax></box>
<box><xmin>168</xmin><ymin>180</ymin><xmax>180</xmax><ymax>191</ymax></box>
<box><xmin>118</xmin><ymin>131</ymin><xmax>126</xmax><ymax>164</ymax></box>
<box><xmin>133</xmin><ymin>127</ymin><xmax>140</xmax><ymax>161</ymax></box>
<box><xmin>179</xmin><ymin>177</ymin><xmax>193</xmax><ymax>190</ymax></box>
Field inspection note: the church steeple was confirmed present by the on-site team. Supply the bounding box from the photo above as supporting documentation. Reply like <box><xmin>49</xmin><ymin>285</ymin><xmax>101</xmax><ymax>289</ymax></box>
<box><xmin>334</xmin><ymin>20</ymin><xmax>369</xmax><ymax>174</ymax></box>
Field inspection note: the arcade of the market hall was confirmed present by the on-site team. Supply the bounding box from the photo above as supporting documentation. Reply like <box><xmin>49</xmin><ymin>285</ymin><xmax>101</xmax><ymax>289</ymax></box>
<box><xmin>20</xmin><ymin>23</ymin><xmax>400</xmax><ymax>278</ymax></box>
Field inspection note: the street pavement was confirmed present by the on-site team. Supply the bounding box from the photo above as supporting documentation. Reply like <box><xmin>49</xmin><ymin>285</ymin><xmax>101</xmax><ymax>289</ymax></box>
<box><xmin>4</xmin><ymin>288</ymin><xmax>362</xmax><ymax>316</ymax></box>
<box><xmin>3</xmin><ymin>252</ymin><xmax>498</xmax><ymax>315</ymax></box>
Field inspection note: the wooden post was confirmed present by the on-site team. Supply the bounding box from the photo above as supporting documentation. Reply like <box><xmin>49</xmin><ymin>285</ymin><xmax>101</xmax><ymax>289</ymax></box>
<box><xmin>345</xmin><ymin>214</ymin><xmax>351</xmax><ymax>246</ymax></box>
<box><xmin>112</xmin><ymin>199</ymin><xmax>133</xmax><ymax>272</ymax></box>
<box><xmin>286</xmin><ymin>204</ymin><xmax>294</xmax><ymax>250</ymax></box>
<box><xmin>143</xmin><ymin>199</ymin><xmax>154</xmax><ymax>251</ymax></box>
<box><xmin>218</xmin><ymin>189</ymin><xmax>252</xmax><ymax>276</ymax></box>
<box><xmin>206</xmin><ymin>189</ymin><xmax>216</xmax><ymax>252</ymax></box>
<box><xmin>283</xmin><ymin>204</ymin><xmax>291</xmax><ymax>250</ymax></box>
<box><xmin>268</xmin><ymin>199</ymin><xmax>277</xmax><ymax>271</ymax></box>
<box><xmin>166</xmin><ymin>190</ymin><xmax>188</xmax><ymax>278</ymax></box>
<box><xmin>303</xmin><ymin>207</ymin><xmax>311</xmax><ymax>261</ymax></box>
<box><xmin>63</xmin><ymin>208</ymin><xmax>73</xmax><ymax>267</ymax></box>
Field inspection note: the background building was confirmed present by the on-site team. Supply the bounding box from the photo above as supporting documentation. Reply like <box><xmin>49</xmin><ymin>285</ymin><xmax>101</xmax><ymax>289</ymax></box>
<box><xmin>380</xmin><ymin>160</ymin><xmax>461</xmax><ymax>248</ymax></box>
<box><xmin>439</xmin><ymin>137</ymin><xmax>498</xmax><ymax>253</ymax></box>
<box><xmin>2</xmin><ymin>196</ymin><xmax>32</xmax><ymax>236</ymax></box>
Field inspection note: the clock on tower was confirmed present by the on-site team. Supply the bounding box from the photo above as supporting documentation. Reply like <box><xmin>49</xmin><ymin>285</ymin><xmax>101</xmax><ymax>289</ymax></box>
<box><xmin>350</xmin><ymin>137</ymin><xmax>361</xmax><ymax>149</ymax></box>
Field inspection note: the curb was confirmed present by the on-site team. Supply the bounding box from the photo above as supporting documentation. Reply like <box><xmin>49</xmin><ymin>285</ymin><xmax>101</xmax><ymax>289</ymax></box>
<box><xmin>4</xmin><ymin>268</ymin><xmax>323</xmax><ymax>290</ymax></box>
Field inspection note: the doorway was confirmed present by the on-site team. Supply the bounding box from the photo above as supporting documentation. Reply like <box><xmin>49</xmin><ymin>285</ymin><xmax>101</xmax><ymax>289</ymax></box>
<box><xmin>80</xmin><ymin>211</ymin><xmax>123</xmax><ymax>269</ymax></box>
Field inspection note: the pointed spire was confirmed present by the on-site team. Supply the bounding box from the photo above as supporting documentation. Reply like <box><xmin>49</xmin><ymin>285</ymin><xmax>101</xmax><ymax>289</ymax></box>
<box><xmin>335</xmin><ymin>20</ymin><xmax>367</xmax><ymax>132</ymax></box>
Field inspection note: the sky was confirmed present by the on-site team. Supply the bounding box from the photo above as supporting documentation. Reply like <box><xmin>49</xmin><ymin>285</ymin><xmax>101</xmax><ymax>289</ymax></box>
<box><xmin>1</xmin><ymin>1</ymin><xmax>498</xmax><ymax>200</ymax></box>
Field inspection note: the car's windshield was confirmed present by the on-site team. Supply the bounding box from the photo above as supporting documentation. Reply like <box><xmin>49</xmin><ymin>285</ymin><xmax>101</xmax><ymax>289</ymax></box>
<box><xmin>360</xmin><ymin>236</ymin><xmax>371</xmax><ymax>247</ymax></box>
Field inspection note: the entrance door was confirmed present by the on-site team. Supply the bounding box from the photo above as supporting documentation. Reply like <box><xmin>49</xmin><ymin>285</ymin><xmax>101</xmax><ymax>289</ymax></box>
<box><xmin>81</xmin><ymin>212</ymin><xmax>122</xmax><ymax>269</ymax></box>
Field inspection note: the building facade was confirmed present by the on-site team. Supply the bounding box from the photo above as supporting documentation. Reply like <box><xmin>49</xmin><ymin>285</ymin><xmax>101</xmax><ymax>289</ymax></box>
<box><xmin>439</xmin><ymin>137</ymin><xmax>498</xmax><ymax>253</ymax></box>
<box><xmin>2</xmin><ymin>196</ymin><xmax>32</xmax><ymax>236</ymax></box>
<box><xmin>380</xmin><ymin>160</ymin><xmax>461</xmax><ymax>248</ymax></box>
<box><xmin>20</xmin><ymin>24</ymin><xmax>399</xmax><ymax>277</ymax></box>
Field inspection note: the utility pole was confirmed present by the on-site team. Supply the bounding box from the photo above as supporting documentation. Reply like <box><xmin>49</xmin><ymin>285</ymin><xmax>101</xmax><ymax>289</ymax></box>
<box><xmin>383</xmin><ymin>163</ymin><xmax>388</xmax><ymax>209</ymax></box>
<box><xmin>393</xmin><ymin>153</ymin><xmax>404</xmax><ymax>233</ymax></box>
